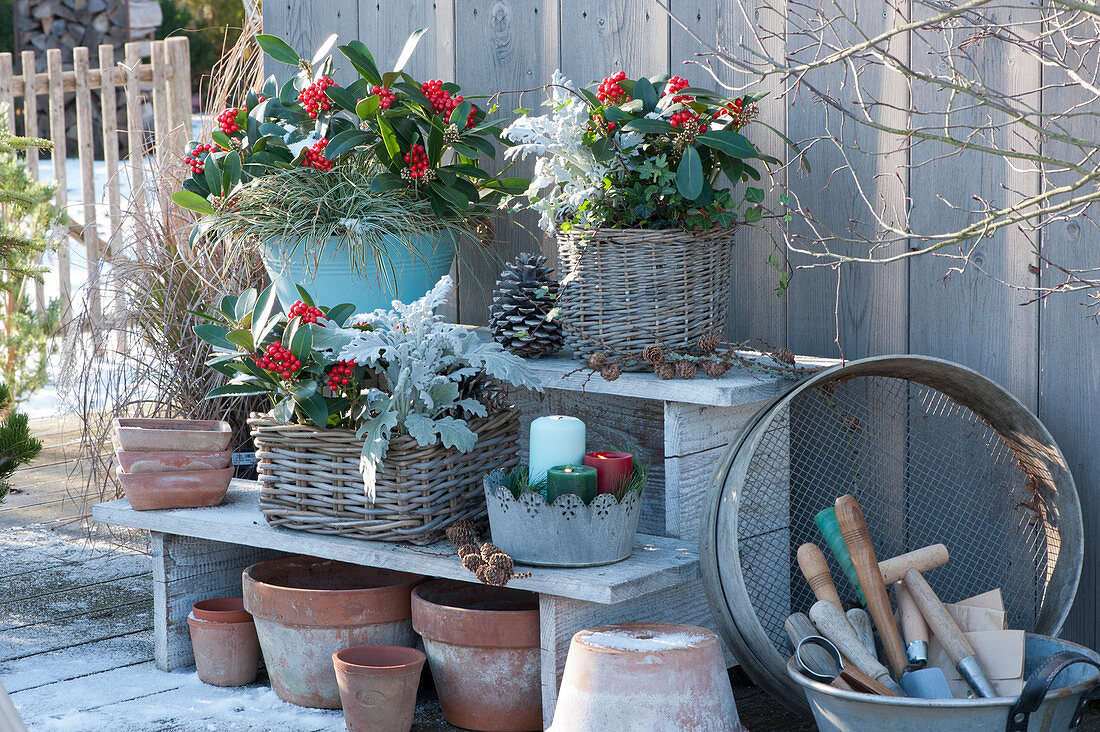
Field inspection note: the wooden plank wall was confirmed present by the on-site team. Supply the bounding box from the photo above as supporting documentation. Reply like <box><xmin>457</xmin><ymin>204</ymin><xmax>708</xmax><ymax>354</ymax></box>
<box><xmin>264</xmin><ymin>0</ymin><xmax>1100</xmax><ymax>650</ymax></box>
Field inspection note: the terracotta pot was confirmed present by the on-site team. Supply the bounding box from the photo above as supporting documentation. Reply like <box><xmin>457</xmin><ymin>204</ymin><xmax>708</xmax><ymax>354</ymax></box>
<box><xmin>115</xmin><ymin>448</ymin><xmax>232</xmax><ymax>473</ymax></box>
<box><xmin>113</xmin><ymin>417</ymin><xmax>232</xmax><ymax>452</ymax></box>
<box><xmin>333</xmin><ymin>645</ymin><xmax>426</xmax><ymax>732</ymax></box>
<box><xmin>411</xmin><ymin>579</ymin><xmax>541</xmax><ymax>732</ymax></box>
<box><xmin>548</xmin><ymin>622</ymin><xmax>744</xmax><ymax>732</ymax></box>
<box><xmin>117</xmin><ymin>467</ymin><xmax>232</xmax><ymax>510</ymax></box>
<box><xmin>242</xmin><ymin>555</ymin><xmax>424</xmax><ymax>709</ymax></box>
<box><xmin>187</xmin><ymin>597</ymin><xmax>260</xmax><ymax>687</ymax></box>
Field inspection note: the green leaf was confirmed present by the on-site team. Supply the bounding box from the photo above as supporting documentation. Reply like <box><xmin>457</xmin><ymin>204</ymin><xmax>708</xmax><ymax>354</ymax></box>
<box><xmin>744</xmin><ymin>205</ymin><xmax>763</xmax><ymax>223</ymax></box>
<box><xmin>325</xmin><ymin>85</ymin><xmax>359</xmax><ymax>113</ymax></box>
<box><xmin>225</xmin><ymin>328</ymin><xmax>255</xmax><ymax>352</ymax></box>
<box><xmin>234</xmin><ymin>289</ymin><xmax>257</xmax><ymax>321</ymax></box>
<box><xmin>339</xmin><ymin>42</ymin><xmax>382</xmax><ymax>85</ymax></box>
<box><xmin>170</xmin><ymin>191</ymin><xmax>215</xmax><ymax>215</ymax></box>
<box><xmin>218</xmin><ymin>294</ymin><xmax>239</xmax><ymax>319</ymax></box>
<box><xmin>377</xmin><ymin>116</ymin><xmax>401</xmax><ymax>162</ymax></box>
<box><xmin>251</xmin><ymin>285</ymin><xmax>279</xmax><ymax>345</ymax></box>
<box><xmin>323</xmin><ymin>129</ymin><xmax>371</xmax><ymax>160</ymax></box>
<box><xmin>484</xmin><ymin>177</ymin><xmax>529</xmax><ymax>195</ymax></box>
<box><xmin>450</xmin><ymin>100</ymin><xmax>471</xmax><ymax>129</ymax></box>
<box><xmin>441</xmin><ymin>163</ymin><xmax>489</xmax><ymax>179</ymax></box>
<box><xmin>622</xmin><ymin>118</ymin><xmax>676</xmax><ymax>134</ymax></box>
<box><xmin>464</xmin><ymin>134</ymin><xmax>497</xmax><ymax>159</ymax></box>
<box><xmin>297</xmin><ymin>391</ymin><xmax>329</xmax><ymax>427</ymax></box>
<box><xmin>290</xmin><ymin>317</ymin><xmax>313</xmax><ymax>357</ymax></box>
<box><xmin>324</xmin><ymin>303</ymin><xmax>358</xmax><ymax>326</ymax></box>
<box><xmin>311</xmin><ymin>34</ymin><xmax>339</xmax><ymax>66</ymax></box>
<box><xmin>295</xmin><ymin>285</ymin><xmax>315</xmax><ymax>306</ymax></box>
<box><xmin>273</xmin><ymin>396</ymin><xmax>295</xmax><ymax>424</ymax></box>
<box><xmin>256</xmin><ymin>35</ymin><xmax>301</xmax><ymax>66</ymax></box>
<box><xmin>393</xmin><ymin>28</ymin><xmax>428</xmax><ymax>73</ymax></box>
<box><xmin>355</xmin><ymin>94</ymin><xmax>381</xmax><ymax>119</ymax></box>
<box><xmin>370</xmin><ymin>172</ymin><xmax>405</xmax><ymax>193</ymax></box>
<box><xmin>206</xmin><ymin>383</ymin><xmax>272</xmax><ymax>399</ymax></box>
<box><xmin>696</xmin><ymin>130</ymin><xmax>756</xmax><ymax>159</ymax></box>
<box><xmin>633</xmin><ymin>77</ymin><xmax>659</xmax><ymax>111</ymax></box>
<box><xmin>223</xmin><ymin>151</ymin><xmax>242</xmax><ymax>189</ymax></box>
<box><xmin>745</xmin><ymin>187</ymin><xmax>765</xmax><ymax>203</ymax></box>
<box><xmin>428</xmin><ymin>120</ymin><xmax>444</xmax><ymax>163</ymax></box>
<box><xmin>203</xmin><ymin>154</ymin><xmax>222</xmax><ymax>196</ymax></box>
<box><xmin>291</xmin><ymin>379</ymin><xmax>317</xmax><ymax>400</ymax></box>
<box><xmin>211</xmin><ymin>130</ymin><xmax>233</xmax><ymax>149</ymax></box>
<box><xmin>193</xmin><ymin>323</ymin><xmax>233</xmax><ymax>349</ymax></box>
<box><xmin>676</xmin><ymin>145</ymin><xmax>704</xmax><ymax>200</ymax></box>
<box><xmin>429</xmin><ymin>181</ymin><xmax>470</xmax><ymax>209</ymax></box>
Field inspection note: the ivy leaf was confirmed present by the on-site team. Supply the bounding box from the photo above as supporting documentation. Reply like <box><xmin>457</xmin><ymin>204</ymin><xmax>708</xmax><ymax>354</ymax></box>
<box><xmin>256</xmin><ymin>35</ymin><xmax>301</xmax><ymax>66</ymax></box>
<box><xmin>745</xmin><ymin>187</ymin><xmax>765</xmax><ymax>203</ymax></box>
<box><xmin>676</xmin><ymin>145</ymin><xmax>704</xmax><ymax>200</ymax></box>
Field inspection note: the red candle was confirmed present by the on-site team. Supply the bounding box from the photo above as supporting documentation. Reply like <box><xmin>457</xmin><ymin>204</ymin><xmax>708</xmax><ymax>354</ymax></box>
<box><xmin>584</xmin><ymin>451</ymin><xmax>634</xmax><ymax>495</ymax></box>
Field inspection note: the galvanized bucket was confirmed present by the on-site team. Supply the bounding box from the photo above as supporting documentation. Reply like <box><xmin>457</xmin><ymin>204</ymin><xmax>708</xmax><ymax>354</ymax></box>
<box><xmin>484</xmin><ymin>469</ymin><xmax>642</xmax><ymax>567</ymax></box>
<box><xmin>787</xmin><ymin>634</ymin><xmax>1100</xmax><ymax>732</ymax></box>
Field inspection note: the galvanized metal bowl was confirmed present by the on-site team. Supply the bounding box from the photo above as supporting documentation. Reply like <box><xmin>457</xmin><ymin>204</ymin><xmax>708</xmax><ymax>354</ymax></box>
<box><xmin>484</xmin><ymin>469</ymin><xmax>643</xmax><ymax>567</ymax></box>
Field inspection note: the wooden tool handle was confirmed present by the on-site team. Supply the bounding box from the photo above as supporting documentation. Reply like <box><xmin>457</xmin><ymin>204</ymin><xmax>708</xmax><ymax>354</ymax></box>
<box><xmin>808</xmin><ymin>600</ymin><xmax>896</xmax><ymax>688</ymax></box>
<box><xmin>786</xmin><ymin>613</ymin><xmax>837</xmax><ymax>679</ymax></box>
<box><xmin>846</xmin><ymin>608</ymin><xmax>876</xmax><ymax>654</ymax></box>
<box><xmin>835</xmin><ymin>494</ymin><xmax>908</xmax><ymax>679</ymax></box>
<box><xmin>798</xmin><ymin>543</ymin><xmax>844</xmax><ymax>608</ymax></box>
<box><xmin>840</xmin><ymin>666</ymin><xmax>902</xmax><ymax>697</ymax></box>
<box><xmin>902</xmin><ymin>569</ymin><xmax>974</xmax><ymax>664</ymax></box>
<box><xmin>895</xmin><ymin>581</ymin><xmax>928</xmax><ymax>645</ymax></box>
<box><xmin>880</xmin><ymin>544</ymin><xmax>949</xmax><ymax>585</ymax></box>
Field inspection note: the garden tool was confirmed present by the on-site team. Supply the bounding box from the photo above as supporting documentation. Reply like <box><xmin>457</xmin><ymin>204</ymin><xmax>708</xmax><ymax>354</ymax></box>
<box><xmin>795</xmin><ymin>635</ymin><xmax>900</xmax><ymax>696</ymax></box>
<box><xmin>846</xmin><ymin>609</ymin><xmax>876</xmax><ymax>656</ymax></box>
<box><xmin>895</xmin><ymin>581</ymin><xmax>929</xmax><ymax>669</ymax></box>
<box><xmin>809</xmin><ymin>600</ymin><xmax>905</xmax><ymax>695</ymax></box>
<box><xmin>786</xmin><ymin>613</ymin><xmax>854</xmax><ymax>691</ymax></box>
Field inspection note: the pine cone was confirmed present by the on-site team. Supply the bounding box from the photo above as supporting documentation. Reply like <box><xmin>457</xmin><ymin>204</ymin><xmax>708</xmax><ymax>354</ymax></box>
<box><xmin>700</xmin><ymin>360</ymin><xmax>730</xmax><ymax>378</ymax></box>
<box><xmin>462</xmin><ymin>553</ymin><xmax>485</xmax><ymax>572</ymax></box>
<box><xmin>676</xmin><ymin>361</ymin><xmax>699</xmax><ymax>379</ymax></box>
<box><xmin>655</xmin><ymin>363</ymin><xmax>676</xmax><ymax>380</ymax></box>
<box><xmin>775</xmin><ymin>347</ymin><xmax>796</xmax><ymax>365</ymax></box>
<box><xmin>456</xmin><ymin>543</ymin><xmax>479</xmax><ymax>559</ymax></box>
<box><xmin>457</xmin><ymin>373</ymin><xmax>509</xmax><ymax>415</ymax></box>
<box><xmin>641</xmin><ymin>344</ymin><xmax>664</xmax><ymax>364</ymax></box>
<box><xmin>488</xmin><ymin>253</ymin><xmax>564</xmax><ymax>358</ymax></box>
<box><xmin>587</xmin><ymin>352</ymin><xmax>608</xmax><ymax>370</ymax></box>
<box><xmin>447</xmin><ymin>520</ymin><xmax>479</xmax><ymax>547</ymax></box>
<box><xmin>480</xmin><ymin>543</ymin><xmax>501</xmax><ymax>561</ymax></box>
<box><xmin>488</xmin><ymin>553</ymin><xmax>514</xmax><ymax>575</ymax></box>
<box><xmin>698</xmin><ymin>333</ymin><xmax>721</xmax><ymax>353</ymax></box>
<box><xmin>601</xmin><ymin>364</ymin><xmax>622</xmax><ymax>382</ymax></box>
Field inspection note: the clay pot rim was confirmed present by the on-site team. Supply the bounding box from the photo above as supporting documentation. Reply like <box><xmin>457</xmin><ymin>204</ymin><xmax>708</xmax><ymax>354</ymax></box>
<box><xmin>575</xmin><ymin>622</ymin><xmax>719</xmax><ymax>655</ymax></box>
<box><xmin>411</xmin><ymin>579</ymin><xmax>539</xmax><ymax>649</ymax></box>
<box><xmin>244</xmin><ymin>556</ymin><xmax>424</xmax><ymax>596</ymax></box>
<box><xmin>117</xmin><ymin>466</ymin><xmax>235</xmax><ymax>479</ymax></box>
<box><xmin>116</xmin><ymin>448</ymin><xmax>232</xmax><ymax>459</ymax></box>
<box><xmin>333</xmin><ymin>645</ymin><xmax>426</xmax><ymax>674</ymax></box>
<box><xmin>192</xmin><ymin>597</ymin><xmax>253</xmax><ymax>624</ymax></box>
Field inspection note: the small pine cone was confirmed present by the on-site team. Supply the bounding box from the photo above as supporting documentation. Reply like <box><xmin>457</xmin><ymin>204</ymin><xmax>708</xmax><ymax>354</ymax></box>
<box><xmin>775</xmin><ymin>347</ymin><xmax>796</xmax><ymax>365</ymax></box>
<box><xmin>587</xmin><ymin>352</ymin><xmax>609</xmax><ymax>370</ymax></box>
<box><xmin>481</xmin><ymin>543</ymin><xmax>501</xmax><ymax>561</ymax></box>
<box><xmin>456</xmin><ymin>543</ymin><xmax>479</xmax><ymax>559</ymax></box>
<box><xmin>488</xmin><ymin>552</ymin><xmax>514</xmax><ymax>575</ymax></box>
<box><xmin>462</xmin><ymin>553</ymin><xmax>485</xmax><ymax>572</ymax></box>
<box><xmin>641</xmin><ymin>344</ymin><xmax>664</xmax><ymax>364</ymax></box>
<box><xmin>446</xmin><ymin>520</ymin><xmax>479</xmax><ymax>547</ymax></box>
<box><xmin>676</xmin><ymin>361</ymin><xmax>699</xmax><ymax>379</ymax></box>
<box><xmin>700</xmin><ymin>360</ymin><xmax>730</xmax><ymax>378</ymax></box>
<box><xmin>698</xmin><ymin>333</ymin><xmax>721</xmax><ymax>354</ymax></box>
<box><xmin>477</xmin><ymin>565</ymin><xmax>510</xmax><ymax>586</ymax></box>
<box><xmin>655</xmin><ymin>363</ymin><xmax>676</xmax><ymax>380</ymax></box>
<box><xmin>601</xmin><ymin>364</ymin><xmax>621</xmax><ymax>382</ymax></box>
<box><xmin>475</xmin><ymin>565</ymin><xmax>492</xmax><ymax>583</ymax></box>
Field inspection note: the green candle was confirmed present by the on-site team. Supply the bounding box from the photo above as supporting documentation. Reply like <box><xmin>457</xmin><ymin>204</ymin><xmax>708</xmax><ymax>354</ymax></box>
<box><xmin>545</xmin><ymin>464</ymin><xmax>598</xmax><ymax>504</ymax></box>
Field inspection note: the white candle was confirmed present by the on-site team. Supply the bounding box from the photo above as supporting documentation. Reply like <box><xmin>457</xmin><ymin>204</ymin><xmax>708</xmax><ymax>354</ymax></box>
<box><xmin>528</xmin><ymin>415</ymin><xmax>586</xmax><ymax>485</ymax></box>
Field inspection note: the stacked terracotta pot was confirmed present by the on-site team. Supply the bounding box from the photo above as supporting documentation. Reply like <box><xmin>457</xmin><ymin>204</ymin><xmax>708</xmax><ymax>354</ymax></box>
<box><xmin>113</xmin><ymin>418</ymin><xmax>234</xmax><ymax>510</ymax></box>
<box><xmin>188</xmin><ymin>597</ymin><xmax>261</xmax><ymax>687</ymax></box>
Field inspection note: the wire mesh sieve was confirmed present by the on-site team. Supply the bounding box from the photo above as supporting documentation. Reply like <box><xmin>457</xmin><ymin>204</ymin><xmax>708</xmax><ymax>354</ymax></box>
<box><xmin>701</xmin><ymin>355</ymin><xmax>1082</xmax><ymax>712</ymax></box>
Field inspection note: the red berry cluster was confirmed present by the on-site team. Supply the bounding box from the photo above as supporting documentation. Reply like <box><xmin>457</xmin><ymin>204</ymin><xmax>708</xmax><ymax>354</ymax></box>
<box><xmin>585</xmin><ymin>115</ymin><xmax>616</xmax><ymax>133</ymax></box>
<box><xmin>597</xmin><ymin>71</ymin><xmax>629</xmax><ymax>104</ymax></box>
<box><xmin>663</xmin><ymin>76</ymin><xmax>693</xmax><ymax>104</ymax></box>
<box><xmin>256</xmin><ymin>95</ymin><xmax>266</xmax><ymax>103</ymax></box>
<box><xmin>404</xmin><ymin>143</ymin><xmax>429</xmax><ymax>178</ymax></box>
<box><xmin>298</xmin><ymin>76</ymin><xmax>336</xmax><ymax>119</ymax></box>
<box><xmin>371</xmin><ymin>85</ymin><xmax>396</xmax><ymax>109</ymax></box>
<box><xmin>302</xmin><ymin>138</ymin><xmax>333</xmax><ymax>171</ymax></box>
<box><xmin>217</xmin><ymin>107</ymin><xmax>241</xmax><ymax>135</ymax></box>
<box><xmin>670</xmin><ymin>109</ymin><xmax>706</xmax><ymax>132</ymax></box>
<box><xmin>185</xmin><ymin>143</ymin><xmax>217</xmax><ymax>175</ymax></box>
<box><xmin>325</xmin><ymin>360</ymin><xmax>355</xmax><ymax>390</ymax></box>
<box><xmin>721</xmin><ymin>98</ymin><xmax>744</xmax><ymax>117</ymax></box>
<box><xmin>420</xmin><ymin>80</ymin><xmax>476</xmax><ymax>127</ymax></box>
<box><xmin>288</xmin><ymin>300</ymin><xmax>325</xmax><ymax>323</ymax></box>
<box><xmin>256</xmin><ymin>342</ymin><xmax>301</xmax><ymax>380</ymax></box>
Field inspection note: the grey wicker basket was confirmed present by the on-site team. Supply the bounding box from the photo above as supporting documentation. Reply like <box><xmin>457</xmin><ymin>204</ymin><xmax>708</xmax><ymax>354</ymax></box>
<box><xmin>557</xmin><ymin>227</ymin><xmax>734</xmax><ymax>369</ymax></box>
<box><xmin>249</xmin><ymin>408</ymin><xmax>519</xmax><ymax>545</ymax></box>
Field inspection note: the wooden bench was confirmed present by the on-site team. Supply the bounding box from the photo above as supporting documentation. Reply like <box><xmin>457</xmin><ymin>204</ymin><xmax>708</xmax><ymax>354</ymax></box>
<box><xmin>93</xmin><ymin>355</ymin><xmax>826</xmax><ymax>725</ymax></box>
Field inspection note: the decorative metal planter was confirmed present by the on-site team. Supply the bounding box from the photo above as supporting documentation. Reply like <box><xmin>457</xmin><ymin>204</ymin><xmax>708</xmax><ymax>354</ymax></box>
<box><xmin>484</xmin><ymin>469</ymin><xmax>642</xmax><ymax>568</ymax></box>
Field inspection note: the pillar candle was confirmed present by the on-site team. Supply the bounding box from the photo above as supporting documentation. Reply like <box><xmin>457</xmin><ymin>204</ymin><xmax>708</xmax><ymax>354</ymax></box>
<box><xmin>545</xmin><ymin>464</ymin><xmax>598</xmax><ymax>504</ymax></box>
<box><xmin>584</xmin><ymin>451</ymin><xmax>634</xmax><ymax>495</ymax></box>
<box><xmin>528</xmin><ymin>415</ymin><xmax>585</xmax><ymax>485</ymax></box>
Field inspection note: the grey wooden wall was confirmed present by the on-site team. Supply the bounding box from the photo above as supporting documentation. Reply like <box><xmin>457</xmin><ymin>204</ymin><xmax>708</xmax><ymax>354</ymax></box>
<box><xmin>263</xmin><ymin>0</ymin><xmax>1100</xmax><ymax>650</ymax></box>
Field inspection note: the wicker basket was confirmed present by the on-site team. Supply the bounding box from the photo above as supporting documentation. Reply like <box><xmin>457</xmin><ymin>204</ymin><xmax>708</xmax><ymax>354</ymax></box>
<box><xmin>249</xmin><ymin>408</ymin><xmax>520</xmax><ymax>545</ymax></box>
<box><xmin>558</xmin><ymin>227</ymin><xmax>734</xmax><ymax>369</ymax></box>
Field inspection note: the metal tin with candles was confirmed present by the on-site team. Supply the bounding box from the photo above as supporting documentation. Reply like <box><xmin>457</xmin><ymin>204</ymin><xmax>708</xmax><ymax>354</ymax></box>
<box><xmin>483</xmin><ymin>468</ymin><xmax>643</xmax><ymax>568</ymax></box>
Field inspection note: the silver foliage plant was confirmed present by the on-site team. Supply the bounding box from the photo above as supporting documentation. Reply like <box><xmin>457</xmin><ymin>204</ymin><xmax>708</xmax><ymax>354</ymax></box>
<box><xmin>315</xmin><ymin>275</ymin><xmax>540</xmax><ymax>499</ymax></box>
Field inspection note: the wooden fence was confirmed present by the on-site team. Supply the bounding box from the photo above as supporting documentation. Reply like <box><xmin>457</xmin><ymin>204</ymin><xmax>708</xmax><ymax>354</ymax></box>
<box><xmin>264</xmin><ymin>0</ymin><xmax>1100</xmax><ymax>651</ymax></box>
<box><xmin>0</xmin><ymin>36</ymin><xmax>191</xmax><ymax>326</ymax></box>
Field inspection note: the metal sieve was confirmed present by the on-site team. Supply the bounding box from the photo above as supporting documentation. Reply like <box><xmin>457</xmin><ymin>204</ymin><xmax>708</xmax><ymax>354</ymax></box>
<box><xmin>700</xmin><ymin>355</ymin><xmax>1083</xmax><ymax>711</ymax></box>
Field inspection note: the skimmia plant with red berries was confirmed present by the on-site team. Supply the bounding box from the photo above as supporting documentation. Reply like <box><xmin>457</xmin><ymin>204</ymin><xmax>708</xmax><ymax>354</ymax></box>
<box><xmin>193</xmin><ymin>284</ymin><xmax>373</xmax><ymax>428</ymax></box>
<box><xmin>503</xmin><ymin>70</ymin><xmax>785</xmax><ymax>232</ymax></box>
<box><xmin>172</xmin><ymin>30</ymin><xmax>526</xmax><ymax>221</ymax></box>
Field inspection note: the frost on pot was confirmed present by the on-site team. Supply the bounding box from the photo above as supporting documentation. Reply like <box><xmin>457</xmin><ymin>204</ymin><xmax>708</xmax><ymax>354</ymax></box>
<box><xmin>313</xmin><ymin>275</ymin><xmax>540</xmax><ymax>499</ymax></box>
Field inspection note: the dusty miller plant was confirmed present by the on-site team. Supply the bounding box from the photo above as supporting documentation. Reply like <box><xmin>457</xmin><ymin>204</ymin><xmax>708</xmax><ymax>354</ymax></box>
<box><xmin>315</xmin><ymin>275</ymin><xmax>540</xmax><ymax>499</ymax></box>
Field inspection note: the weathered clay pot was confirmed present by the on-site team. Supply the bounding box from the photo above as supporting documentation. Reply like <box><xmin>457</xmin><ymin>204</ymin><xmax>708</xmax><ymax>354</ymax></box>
<box><xmin>243</xmin><ymin>555</ymin><xmax>424</xmax><ymax>709</ymax></box>
<box><xmin>548</xmin><ymin>622</ymin><xmax>744</xmax><ymax>731</ymax></box>
<box><xmin>187</xmin><ymin>597</ymin><xmax>261</xmax><ymax>687</ymax></box>
<box><xmin>113</xmin><ymin>418</ymin><xmax>232</xmax><ymax>452</ymax></box>
<box><xmin>333</xmin><ymin>645</ymin><xmax>426</xmax><ymax>732</ymax></box>
<box><xmin>117</xmin><ymin>467</ymin><xmax>232</xmax><ymax>510</ymax></box>
<box><xmin>411</xmin><ymin>579</ymin><xmax>541</xmax><ymax>731</ymax></box>
<box><xmin>115</xmin><ymin>448</ymin><xmax>232</xmax><ymax>473</ymax></box>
